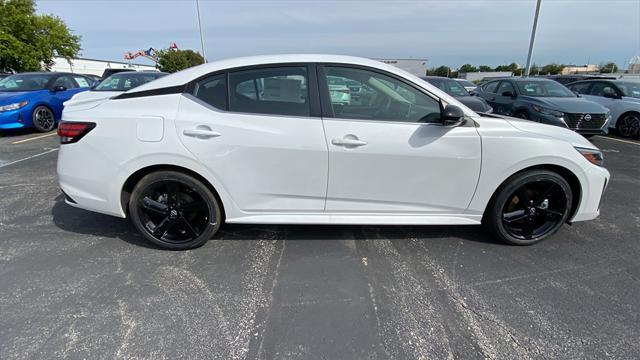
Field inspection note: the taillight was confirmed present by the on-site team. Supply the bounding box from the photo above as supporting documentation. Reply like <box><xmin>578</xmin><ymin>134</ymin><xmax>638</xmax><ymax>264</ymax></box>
<box><xmin>57</xmin><ymin>122</ymin><xmax>96</xmax><ymax>144</ymax></box>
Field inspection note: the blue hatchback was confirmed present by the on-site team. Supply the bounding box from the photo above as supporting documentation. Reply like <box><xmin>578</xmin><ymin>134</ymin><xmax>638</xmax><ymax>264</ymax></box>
<box><xmin>0</xmin><ymin>72</ymin><xmax>93</xmax><ymax>132</ymax></box>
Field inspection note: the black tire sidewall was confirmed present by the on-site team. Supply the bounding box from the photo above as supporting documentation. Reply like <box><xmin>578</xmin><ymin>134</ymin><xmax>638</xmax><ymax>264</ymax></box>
<box><xmin>485</xmin><ymin>170</ymin><xmax>572</xmax><ymax>245</ymax></box>
<box><xmin>32</xmin><ymin>106</ymin><xmax>55</xmax><ymax>132</ymax></box>
<box><xmin>617</xmin><ymin>114</ymin><xmax>640</xmax><ymax>138</ymax></box>
<box><xmin>129</xmin><ymin>171</ymin><xmax>221</xmax><ymax>250</ymax></box>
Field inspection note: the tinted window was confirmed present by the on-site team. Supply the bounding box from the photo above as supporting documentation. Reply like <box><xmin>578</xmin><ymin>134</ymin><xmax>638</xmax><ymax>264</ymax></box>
<box><xmin>515</xmin><ymin>80</ymin><xmax>575</xmax><ymax>97</ymax></box>
<box><xmin>192</xmin><ymin>74</ymin><xmax>227</xmax><ymax>110</ymax></box>
<box><xmin>567</xmin><ymin>82</ymin><xmax>591</xmax><ymax>94</ymax></box>
<box><xmin>482</xmin><ymin>81</ymin><xmax>499</xmax><ymax>94</ymax></box>
<box><xmin>229</xmin><ymin>67</ymin><xmax>309</xmax><ymax>116</ymax></box>
<box><xmin>95</xmin><ymin>73</ymin><xmax>166</xmax><ymax>92</ymax></box>
<box><xmin>589</xmin><ymin>82</ymin><xmax>617</xmax><ymax>97</ymax></box>
<box><xmin>0</xmin><ymin>74</ymin><xmax>55</xmax><ymax>91</ymax></box>
<box><xmin>496</xmin><ymin>81</ymin><xmax>515</xmax><ymax>95</ymax></box>
<box><xmin>53</xmin><ymin>75</ymin><xmax>77</xmax><ymax>89</ymax></box>
<box><xmin>616</xmin><ymin>81</ymin><xmax>640</xmax><ymax>98</ymax></box>
<box><xmin>73</xmin><ymin>76</ymin><xmax>91</xmax><ymax>88</ymax></box>
<box><xmin>324</xmin><ymin>66</ymin><xmax>441</xmax><ymax>123</ymax></box>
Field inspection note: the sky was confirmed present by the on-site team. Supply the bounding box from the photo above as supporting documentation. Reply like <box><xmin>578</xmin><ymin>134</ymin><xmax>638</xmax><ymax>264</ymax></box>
<box><xmin>36</xmin><ymin>0</ymin><xmax>640</xmax><ymax>69</ymax></box>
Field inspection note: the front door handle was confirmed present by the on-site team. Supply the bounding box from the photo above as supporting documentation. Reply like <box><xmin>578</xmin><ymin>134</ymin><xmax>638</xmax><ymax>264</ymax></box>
<box><xmin>331</xmin><ymin>135</ymin><xmax>368</xmax><ymax>147</ymax></box>
<box><xmin>183</xmin><ymin>126</ymin><xmax>221</xmax><ymax>139</ymax></box>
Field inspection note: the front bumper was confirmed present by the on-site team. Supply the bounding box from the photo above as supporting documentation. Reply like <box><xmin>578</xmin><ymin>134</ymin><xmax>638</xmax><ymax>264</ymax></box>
<box><xmin>571</xmin><ymin>164</ymin><xmax>610</xmax><ymax>222</ymax></box>
<box><xmin>536</xmin><ymin>113</ymin><xmax>609</xmax><ymax>135</ymax></box>
<box><xmin>0</xmin><ymin>109</ymin><xmax>27</xmax><ymax>130</ymax></box>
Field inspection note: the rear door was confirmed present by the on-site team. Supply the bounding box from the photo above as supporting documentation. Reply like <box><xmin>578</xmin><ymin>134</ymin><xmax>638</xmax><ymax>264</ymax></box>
<box><xmin>490</xmin><ymin>80</ymin><xmax>518</xmax><ymax>116</ymax></box>
<box><xmin>319</xmin><ymin>65</ymin><xmax>481</xmax><ymax>214</ymax></box>
<box><xmin>175</xmin><ymin>65</ymin><xmax>329</xmax><ymax>213</ymax></box>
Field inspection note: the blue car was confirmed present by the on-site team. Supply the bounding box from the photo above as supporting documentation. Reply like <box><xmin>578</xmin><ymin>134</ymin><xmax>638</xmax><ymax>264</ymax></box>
<box><xmin>0</xmin><ymin>72</ymin><xmax>93</xmax><ymax>132</ymax></box>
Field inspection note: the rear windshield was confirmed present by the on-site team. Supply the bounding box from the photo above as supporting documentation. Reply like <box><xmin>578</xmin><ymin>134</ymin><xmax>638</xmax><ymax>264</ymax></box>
<box><xmin>94</xmin><ymin>73</ymin><xmax>165</xmax><ymax>91</ymax></box>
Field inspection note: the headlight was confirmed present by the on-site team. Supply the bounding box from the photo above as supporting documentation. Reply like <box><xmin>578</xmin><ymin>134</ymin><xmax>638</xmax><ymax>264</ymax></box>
<box><xmin>575</xmin><ymin>147</ymin><xmax>604</xmax><ymax>166</ymax></box>
<box><xmin>532</xmin><ymin>105</ymin><xmax>564</xmax><ymax>117</ymax></box>
<box><xmin>0</xmin><ymin>100</ymin><xmax>29</xmax><ymax>112</ymax></box>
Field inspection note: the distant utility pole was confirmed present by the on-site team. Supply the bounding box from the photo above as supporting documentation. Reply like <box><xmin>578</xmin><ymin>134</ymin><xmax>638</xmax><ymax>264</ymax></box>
<box><xmin>196</xmin><ymin>0</ymin><xmax>207</xmax><ymax>63</ymax></box>
<box><xmin>525</xmin><ymin>0</ymin><xmax>542</xmax><ymax>77</ymax></box>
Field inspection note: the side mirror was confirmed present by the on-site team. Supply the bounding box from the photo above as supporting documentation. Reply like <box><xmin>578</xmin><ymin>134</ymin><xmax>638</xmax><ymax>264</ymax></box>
<box><xmin>501</xmin><ymin>90</ymin><xmax>516</xmax><ymax>98</ymax></box>
<box><xmin>52</xmin><ymin>85</ymin><xmax>67</xmax><ymax>92</ymax></box>
<box><xmin>442</xmin><ymin>104</ymin><xmax>466</xmax><ymax>127</ymax></box>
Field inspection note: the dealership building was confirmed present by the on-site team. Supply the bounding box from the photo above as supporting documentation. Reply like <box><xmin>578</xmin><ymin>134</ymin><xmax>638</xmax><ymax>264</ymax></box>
<box><xmin>49</xmin><ymin>56</ymin><xmax>156</xmax><ymax>76</ymax></box>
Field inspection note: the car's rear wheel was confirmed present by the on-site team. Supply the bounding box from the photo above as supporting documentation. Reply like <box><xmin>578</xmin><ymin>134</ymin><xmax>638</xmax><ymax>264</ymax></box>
<box><xmin>129</xmin><ymin>171</ymin><xmax>221</xmax><ymax>250</ymax></box>
<box><xmin>484</xmin><ymin>170</ymin><xmax>572</xmax><ymax>245</ymax></box>
<box><xmin>616</xmin><ymin>113</ymin><xmax>640</xmax><ymax>138</ymax></box>
<box><xmin>32</xmin><ymin>106</ymin><xmax>55</xmax><ymax>132</ymax></box>
<box><xmin>514</xmin><ymin>110</ymin><xmax>529</xmax><ymax>120</ymax></box>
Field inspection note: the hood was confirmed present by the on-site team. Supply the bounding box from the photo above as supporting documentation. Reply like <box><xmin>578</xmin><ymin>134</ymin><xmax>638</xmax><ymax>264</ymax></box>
<box><xmin>455</xmin><ymin>96</ymin><xmax>492</xmax><ymax>113</ymax></box>
<box><xmin>525</xmin><ymin>96</ymin><xmax>607</xmax><ymax>114</ymax></box>
<box><xmin>0</xmin><ymin>90</ymin><xmax>44</xmax><ymax>104</ymax></box>
<box><xmin>504</xmin><ymin>116</ymin><xmax>596</xmax><ymax>149</ymax></box>
<box><xmin>63</xmin><ymin>90</ymin><xmax>119</xmax><ymax>112</ymax></box>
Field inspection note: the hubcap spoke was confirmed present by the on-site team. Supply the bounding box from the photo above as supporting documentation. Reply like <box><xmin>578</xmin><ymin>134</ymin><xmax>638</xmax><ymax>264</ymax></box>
<box><xmin>152</xmin><ymin>217</ymin><xmax>173</xmax><ymax>237</ymax></box>
<box><xmin>503</xmin><ymin>209</ymin><xmax>527</xmax><ymax>223</ymax></box>
<box><xmin>141</xmin><ymin>197</ymin><xmax>168</xmax><ymax>214</ymax></box>
<box><xmin>179</xmin><ymin>216</ymin><xmax>199</xmax><ymax>237</ymax></box>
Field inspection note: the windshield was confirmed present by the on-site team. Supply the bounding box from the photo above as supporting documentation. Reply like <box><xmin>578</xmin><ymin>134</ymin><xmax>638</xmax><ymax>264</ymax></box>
<box><xmin>0</xmin><ymin>74</ymin><xmax>54</xmax><ymax>91</ymax></box>
<box><xmin>456</xmin><ymin>79</ymin><xmax>475</xmax><ymax>88</ymax></box>
<box><xmin>426</xmin><ymin>78</ymin><xmax>469</xmax><ymax>97</ymax></box>
<box><xmin>516</xmin><ymin>80</ymin><xmax>576</xmax><ymax>98</ymax></box>
<box><xmin>94</xmin><ymin>73</ymin><xmax>165</xmax><ymax>91</ymax></box>
<box><xmin>616</xmin><ymin>81</ymin><xmax>640</xmax><ymax>98</ymax></box>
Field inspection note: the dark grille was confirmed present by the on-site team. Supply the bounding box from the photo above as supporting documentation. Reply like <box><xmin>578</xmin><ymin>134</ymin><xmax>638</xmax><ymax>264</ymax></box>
<box><xmin>564</xmin><ymin>113</ymin><xmax>607</xmax><ymax>130</ymax></box>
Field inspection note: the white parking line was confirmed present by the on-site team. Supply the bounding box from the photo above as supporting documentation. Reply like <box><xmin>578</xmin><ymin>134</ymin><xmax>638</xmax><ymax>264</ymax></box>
<box><xmin>11</xmin><ymin>132</ymin><xmax>58</xmax><ymax>145</ymax></box>
<box><xmin>0</xmin><ymin>148</ymin><xmax>59</xmax><ymax>169</ymax></box>
<box><xmin>595</xmin><ymin>136</ymin><xmax>640</xmax><ymax>146</ymax></box>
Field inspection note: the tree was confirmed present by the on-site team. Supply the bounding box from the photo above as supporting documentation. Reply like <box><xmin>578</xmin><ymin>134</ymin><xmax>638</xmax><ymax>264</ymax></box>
<box><xmin>599</xmin><ymin>62</ymin><xmax>618</xmax><ymax>73</ymax></box>
<box><xmin>478</xmin><ymin>65</ymin><xmax>493</xmax><ymax>72</ymax></box>
<box><xmin>0</xmin><ymin>0</ymin><xmax>81</xmax><ymax>72</ymax></box>
<box><xmin>157</xmin><ymin>49</ymin><xmax>204</xmax><ymax>73</ymax></box>
<box><xmin>426</xmin><ymin>65</ymin><xmax>450</xmax><ymax>77</ymax></box>
<box><xmin>540</xmin><ymin>63</ymin><xmax>564</xmax><ymax>75</ymax></box>
<box><xmin>458</xmin><ymin>64</ymin><xmax>478</xmax><ymax>73</ymax></box>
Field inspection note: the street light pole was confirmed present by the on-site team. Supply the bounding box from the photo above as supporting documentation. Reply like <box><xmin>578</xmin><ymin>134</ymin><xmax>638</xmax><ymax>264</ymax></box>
<box><xmin>196</xmin><ymin>0</ymin><xmax>207</xmax><ymax>63</ymax></box>
<box><xmin>525</xmin><ymin>0</ymin><xmax>542</xmax><ymax>77</ymax></box>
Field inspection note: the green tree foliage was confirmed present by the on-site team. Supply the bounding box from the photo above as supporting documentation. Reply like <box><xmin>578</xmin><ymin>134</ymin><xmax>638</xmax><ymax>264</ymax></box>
<box><xmin>540</xmin><ymin>63</ymin><xmax>565</xmax><ymax>75</ymax></box>
<box><xmin>0</xmin><ymin>0</ymin><xmax>81</xmax><ymax>72</ymax></box>
<box><xmin>157</xmin><ymin>49</ymin><xmax>204</xmax><ymax>73</ymax></box>
<box><xmin>426</xmin><ymin>65</ymin><xmax>450</xmax><ymax>77</ymax></box>
<box><xmin>599</xmin><ymin>62</ymin><xmax>618</xmax><ymax>73</ymax></box>
<box><xmin>458</xmin><ymin>64</ymin><xmax>477</xmax><ymax>73</ymax></box>
<box><xmin>478</xmin><ymin>65</ymin><xmax>493</xmax><ymax>72</ymax></box>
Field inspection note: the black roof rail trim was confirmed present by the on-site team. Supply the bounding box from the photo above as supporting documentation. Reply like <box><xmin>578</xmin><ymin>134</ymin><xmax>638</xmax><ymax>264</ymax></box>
<box><xmin>113</xmin><ymin>84</ymin><xmax>187</xmax><ymax>100</ymax></box>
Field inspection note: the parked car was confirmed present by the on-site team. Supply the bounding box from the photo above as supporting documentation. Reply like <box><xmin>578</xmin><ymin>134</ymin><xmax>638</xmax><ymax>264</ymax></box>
<box><xmin>82</xmin><ymin>74</ymin><xmax>103</xmax><ymax>85</ymax></box>
<box><xmin>454</xmin><ymin>78</ymin><xmax>477</xmax><ymax>92</ymax></box>
<box><xmin>101</xmin><ymin>68</ymin><xmax>136</xmax><ymax>79</ymax></box>
<box><xmin>566</xmin><ymin>79</ymin><xmax>640</xmax><ymax>138</ymax></box>
<box><xmin>473</xmin><ymin>78</ymin><xmax>610</xmax><ymax>136</ymax></box>
<box><xmin>421</xmin><ymin>76</ymin><xmax>492</xmax><ymax>113</ymax></box>
<box><xmin>327</xmin><ymin>75</ymin><xmax>351</xmax><ymax>106</ymax></box>
<box><xmin>68</xmin><ymin>71</ymin><xmax>167</xmax><ymax>103</ymax></box>
<box><xmin>544</xmin><ymin>74</ymin><xmax>616</xmax><ymax>85</ymax></box>
<box><xmin>0</xmin><ymin>73</ymin><xmax>10</xmax><ymax>81</ymax></box>
<box><xmin>57</xmin><ymin>54</ymin><xmax>609</xmax><ymax>249</ymax></box>
<box><xmin>0</xmin><ymin>72</ymin><xmax>93</xmax><ymax>132</ymax></box>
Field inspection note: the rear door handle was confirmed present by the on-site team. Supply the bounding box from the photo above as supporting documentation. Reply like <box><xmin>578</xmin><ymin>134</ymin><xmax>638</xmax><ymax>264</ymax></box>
<box><xmin>183</xmin><ymin>126</ymin><xmax>221</xmax><ymax>139</ymax></box>
<box><xmin>331</xmin><ymin>136</ymin><xmax>368</xmax><ymax>147</ymax></box>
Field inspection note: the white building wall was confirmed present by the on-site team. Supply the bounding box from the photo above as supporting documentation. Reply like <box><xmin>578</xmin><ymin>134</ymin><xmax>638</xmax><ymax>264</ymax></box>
<box><xmin>376</xmin><ymin>59</ymin><xmax>428</xmax><ymax>77</ymax></box>
<box><xmin>50</xmin><ymin>57</ymin><xmax>156</xmax><ymax>76</ymax></box>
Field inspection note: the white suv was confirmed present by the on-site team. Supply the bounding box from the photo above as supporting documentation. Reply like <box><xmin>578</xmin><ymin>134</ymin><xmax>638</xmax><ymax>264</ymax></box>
<box><xmin>567</xmin><ymin>80</ymin><xmax>640</xmax><ymax>138</ymax></box>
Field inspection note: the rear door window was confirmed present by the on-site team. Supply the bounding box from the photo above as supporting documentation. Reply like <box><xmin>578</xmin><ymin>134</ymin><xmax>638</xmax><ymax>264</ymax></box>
<box><xmin>192</xmin><ymin>74</ymin><xmax>227</xmax><ymax>110</ymax></box>
<box><xmin>567</xmin><ymin>82</ymin><xmax>592</xmax><ymax>94</ymax></box>
<box><xmin>229</xmin><ymin>67</ymin><xmax>310</xmax><ymax>117</ymax></box>
<box><xmin>482</xmin><ymin>81</ymin><xmax>499</xmax><ymax>94</ymax></box>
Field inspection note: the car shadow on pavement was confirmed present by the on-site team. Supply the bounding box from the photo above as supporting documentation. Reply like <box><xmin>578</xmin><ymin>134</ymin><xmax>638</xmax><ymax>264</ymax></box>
<box><xmin>52</xmin><ymin>195</ymin><xmax>499</xmax><ymax>249</ymax></box>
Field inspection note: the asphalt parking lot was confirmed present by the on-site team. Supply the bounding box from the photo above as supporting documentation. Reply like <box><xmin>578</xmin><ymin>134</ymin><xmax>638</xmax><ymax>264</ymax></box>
<box><xmin>0</xmin><ymin>130</ymin><xmax>639</xmax><ymax>359</ymax></box>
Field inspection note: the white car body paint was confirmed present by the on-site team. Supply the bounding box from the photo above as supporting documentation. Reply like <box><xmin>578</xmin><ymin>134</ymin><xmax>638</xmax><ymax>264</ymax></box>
<box><xmin>57</xmin><ymin>54</ymin><xmax>609</xmax><ymax>226</ymax></box>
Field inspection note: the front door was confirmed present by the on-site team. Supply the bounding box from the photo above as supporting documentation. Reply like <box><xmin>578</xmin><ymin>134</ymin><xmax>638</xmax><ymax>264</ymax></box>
<box><xmin>176</xmin><ymin>66</ymin><xmax>328</xmax><ymax>213</ymax></box>
<box><xmin>319</xmin><ymin>65</ymin><xmax>482</xmax><ymax>214</ymax></box>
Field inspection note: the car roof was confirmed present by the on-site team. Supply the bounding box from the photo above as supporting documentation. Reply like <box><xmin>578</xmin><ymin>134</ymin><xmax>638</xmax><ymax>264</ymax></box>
<box><xmin>130</xmin><ymin>54</ymin><xmax>429</xmax><ymax>93</ymax></box>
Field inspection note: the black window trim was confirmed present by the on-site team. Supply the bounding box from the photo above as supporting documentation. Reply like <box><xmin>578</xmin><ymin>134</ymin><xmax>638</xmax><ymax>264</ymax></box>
<box><xmin>183</xmin><ymin>62</ymin><xmax>322</xmax><ymax>118</ymax></box>
<box><xmin>496</xmin><ymin>80</ymin><xmax>515</xmax><ymax>96</ymax></box>
<box><xmin>317</xmin><ymin>62</ymin><xmax>447</xmax><ymax>125</ymax></box>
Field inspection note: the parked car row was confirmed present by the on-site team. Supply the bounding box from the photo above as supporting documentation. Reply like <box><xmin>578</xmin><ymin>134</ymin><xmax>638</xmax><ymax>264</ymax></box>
<box><xmin>0</xmin><ymin>71</ymin><xmax>166</xmax><ymax>132</ymax></box>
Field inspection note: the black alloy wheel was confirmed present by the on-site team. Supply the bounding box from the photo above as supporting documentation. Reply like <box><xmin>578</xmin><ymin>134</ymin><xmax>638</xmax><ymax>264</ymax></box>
<box><xmin>617</xmin><ymin>113</ymin><xmax>640</xmax><ymax>138</ymax></box>
<box><xmin>129</xmin><ymin>171</ymin><xmax>221</xmax><ymax>249</ymax></box>
<box><xmin>484</xmin><ymin>170</ymin><xmax>572</xmax><ymax>245</ymax></box>
<box><xmin>32</xmin><ymin>106</ymin><xmax>55</xmax><ymax>132</ymax></box>
<box><xmin>515</xmin><ymin>111</ymin><xmax>529</xmax><ymax>120</ymax></box>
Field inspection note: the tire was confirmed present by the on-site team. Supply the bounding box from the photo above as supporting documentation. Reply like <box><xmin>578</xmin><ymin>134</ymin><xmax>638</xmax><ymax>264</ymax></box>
<box><xmin>129</xmin><ymin>171</ymin><xmax>222</xmax><ymax>250</ymax></box>
<box><xmin>616</xmin><ymin>113</ymin><xmax>640</xmax><ymax>138</ymax></box>
<box><xmin>483</xmin><ymin>170</ymin><xmax>572</xmax><ymax>245</ymax></box>
<box><xmin>514</xmin><ymin>110</ymin><xmax>529</xmax><ymax>120</ymax></box>
<box><xmin>32</xmin><ymin>105</ymin><xmax>56</xmax><ymax>132</ymax></box>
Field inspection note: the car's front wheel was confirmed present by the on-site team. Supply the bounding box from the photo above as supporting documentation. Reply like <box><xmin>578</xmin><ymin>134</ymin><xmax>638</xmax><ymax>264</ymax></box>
<box><xmin>129</xmin><ymin>171</ymin><xmax>222</xmax><ymax>250</ymax></box>
<box><xmin>32</xmin><ymin>106</ymin><xmax>55</xmax><ymax>132</ymax></box>
<box><xmin>616</xmin><ymin>113</ymin><xmax>640</xmax><ymax>138</ymax></box>
<box><xmin>484</xmin><ymin>170</ymin><xmax>572</xmax><ymax>245</ymax></box>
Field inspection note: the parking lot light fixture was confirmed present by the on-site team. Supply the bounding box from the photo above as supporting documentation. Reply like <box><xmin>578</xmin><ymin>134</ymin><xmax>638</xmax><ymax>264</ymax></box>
<box><xmin>196</xmin><ymin>0</ymin><xmax>207</xmax><ymax>63</ymax></box>
<box><xmin>525</xmin><ymin>0</ymin><xmax>542</xmax><ymax>77</ymax></box>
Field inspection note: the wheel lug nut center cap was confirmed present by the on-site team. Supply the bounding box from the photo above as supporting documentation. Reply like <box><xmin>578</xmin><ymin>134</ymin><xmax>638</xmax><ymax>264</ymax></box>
<box><xmin>170</xmin><ymin>209</ymin><xmax>178</xmax><ymax>218</ymax></box>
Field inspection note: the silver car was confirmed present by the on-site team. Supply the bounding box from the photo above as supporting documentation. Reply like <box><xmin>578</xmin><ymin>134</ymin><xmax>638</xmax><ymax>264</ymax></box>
<box><xmin>567</xmin><ymin>80</ymin><xmax>640</xmax><ymax>138</ymax></box>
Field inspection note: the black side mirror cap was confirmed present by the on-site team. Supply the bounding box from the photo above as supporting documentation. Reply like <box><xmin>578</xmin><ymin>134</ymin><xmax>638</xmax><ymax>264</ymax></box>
<box><xmin>52</xmin><ymin>85</ymin><xmax>67</xmax><ymax>92</ymax></box>
<box><xmin>442</xmin><ymin>104</ymin><xmax>466</xmax><ymax>127</ymax></box>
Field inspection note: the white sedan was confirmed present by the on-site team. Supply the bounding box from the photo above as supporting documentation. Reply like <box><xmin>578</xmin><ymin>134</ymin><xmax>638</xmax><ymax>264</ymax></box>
<box><xmin>57</xmin><ymin>54</ymin><xmax>609</xmax><ymax>249</ymax></box>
